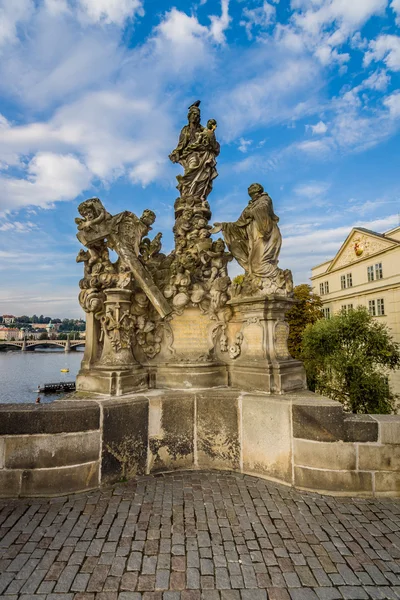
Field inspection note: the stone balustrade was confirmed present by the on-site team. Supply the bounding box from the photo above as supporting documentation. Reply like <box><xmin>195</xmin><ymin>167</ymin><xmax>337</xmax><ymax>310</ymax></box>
<box><xmin>1</xmin><ymin>391</ymin><xmax>399</xmax><ymax>498</ymax></box>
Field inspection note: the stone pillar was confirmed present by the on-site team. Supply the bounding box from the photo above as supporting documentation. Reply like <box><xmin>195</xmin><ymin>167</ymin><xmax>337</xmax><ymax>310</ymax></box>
<box><xmin>21</xmin><ymin>338</ymin><xmax>27</xmax><ymax>352</ymax></box>
<box><xmin>226</xmin><ymin>296</ymin><xmax>307</xmax><ymax>394</ymax></box>
<box><xmin>77</xmin><ymin>288</ymin><xmax>148</xmax><ymax>396</ymax></box>
<box><xmin>65</xmin><ymin>335</ymin><xmax>71</xmax><ymax>353</ymax></box>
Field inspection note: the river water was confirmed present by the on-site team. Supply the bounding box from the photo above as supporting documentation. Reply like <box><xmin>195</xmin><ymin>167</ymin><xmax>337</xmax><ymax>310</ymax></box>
<box><xmin>0</xmin><ymin>350</ymin><xmax>84</xmax><ymax>404</ymax></box>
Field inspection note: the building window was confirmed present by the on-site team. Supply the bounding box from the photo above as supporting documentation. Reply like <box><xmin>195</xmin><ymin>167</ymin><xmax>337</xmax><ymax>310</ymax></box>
<box><xmin>369</xmin><ymin>299</ymin><xmax>385</xmax><ymax>316</ymax></box>
<box><xmin>367</xmin><ymin>263</ymin><xmax>383</xmax><ymax>281</ymax></box>
<box><xmin>375</xmin><ymin>263</ymin><xmax>383</xmax><ymax>280</ymax></box>
<box><xmin>319</xmin><ymin>283</ymin><xmax>324</xmax><ymax>295</ymax></box>
<box><xmin>340</xmin><ymin>273</ymin><xmax>352</xmax><ymax>288</ymax></box>
<box><xmin>322</xmin><ymin>307</ymin><xmax>331</xmax><ymax>319</ymax></box>
<box><xmin>341</xmin><ymin>304</ymin><xmax>354</xmax><ymax>314</ymax></box>
<box><xmin>324</xmin><ymin>281</ymin><xmax>329</xmax><ymax>294</ymax></box>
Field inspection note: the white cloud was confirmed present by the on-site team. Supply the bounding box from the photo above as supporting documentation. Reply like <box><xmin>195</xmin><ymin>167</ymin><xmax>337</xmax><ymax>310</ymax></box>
<box><xmin>296</xmin><ymin>138</ymin><xmax>333</xmax><ymax>155</ymax></box>
<box><xmin>283</xmin><ymin>0</ymin><xmax>388</xmax><ymax>67</ymax></box>
<box><xmin>0</xmin><ymin>0</ymin><xmax>34</xmax><ymax>49</ymax></box>
<box><xmin>209</xmin><ymin>0</ymin><xmax>231</xmax><ymax>44</ymax></box>
<box><xmin>391</xmin><ymin>0</ymin><xmax>400</xmax><ymax>24</ymax></box>
<box><xmin>364</xmin><ymin>34</ymin><xmax>400</xmax><ymax>72</ymax></box>
<box><xmin>309</xmin><ymin>120</ymin><xmax>328</xmax><ymax>134</ymax></box>
<box><xmin>240</xmin><ymin>1</ymin><xmax>276</xmax><ymax>40</ymax></box>
<box><xmin>238</xmin><ymin>138</ymin><xmax>252</xmax><ymax>153</ymax></box>
<box><xmin>0</xmin><ymin>219</ymin><xmax>37</xmax><ymax>232</ymax></box>
<box><xmin>294</xmin><ymin>181</ymin><xmax>331</xmax><ymax>198</ymax></box>
<box><xmin>216</xmin><ymin>51</ymin><xmax>320</xmax><ymax>140</ymax></box>
<box><xmin>384</xmin><ymin>91</ymin><xmax>400</xmax><ymax>118</ymax></box>
<box><xmin>152</xmin><ymin>8</ymin><xmax>211</xmax><ymax>72</ymax></box>
<box><xmin>362</xmin><ymin>69</ymin><xmax>390</xmax><ymax>91</ymax></box>
<box><xmin>44</xmin><ymin>0</ymin><xmax>70</xmax><ymax>15</ymax></box>
<box><xmin>77</xmin><ymin>0</ymin><xmax>144</xmax><ymax>26</ymax></box>
<box><xmin>0</xmin><ymin>153</ymin><xmax>92</xmax><ymax>211</ymax></box>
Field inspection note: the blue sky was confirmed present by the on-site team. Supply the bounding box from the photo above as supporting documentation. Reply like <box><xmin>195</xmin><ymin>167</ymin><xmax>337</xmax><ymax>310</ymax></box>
<box><xmin>0</xmin><ymin>0</ymin><xmax>399</xmax><ymax>318</ymax></box>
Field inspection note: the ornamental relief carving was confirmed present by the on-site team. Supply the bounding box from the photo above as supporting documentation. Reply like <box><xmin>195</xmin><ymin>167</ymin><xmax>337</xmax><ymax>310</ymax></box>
<box><xmin>334</xmin><ymin>235</ymin><xmax>393</xmax><ymax>270</ymax></box>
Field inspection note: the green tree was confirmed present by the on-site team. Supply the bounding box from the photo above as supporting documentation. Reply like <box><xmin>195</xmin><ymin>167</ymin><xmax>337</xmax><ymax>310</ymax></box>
<box><xmin>301</xmin><ymin>306</ymin><xmax>400</xmax><ymax>414</ymax></box>
<box><xmin>32</xmin><ymin>314</ymin><xmax>38</xmax><ymax>323</ymax></box>
<box><xmin>39</xmin><ymin>332</ymin><xmax>49</xmax><ymax>340</ymax></box>
<box><xmin>286</xmin><ymin>284</ymin><xmax>323</xmax><ymax>360</ymax></box>
<box><xmin>17</xmin><ymin>315</ymin><xmax>31</xmax><ymax>323</ymax></box>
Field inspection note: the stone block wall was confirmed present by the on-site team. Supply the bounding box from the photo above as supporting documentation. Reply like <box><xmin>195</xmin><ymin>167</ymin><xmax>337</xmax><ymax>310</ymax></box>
<box><xmin>0</xmin><ymin>402</ymin><xmax>101</xmax><ymax>497</ymax></box>
<box><xmin>292</xmin><ymin>406</ymin><xmax>400</xmax><ymax>496</ymax></box>
<box><xmin>1</xmin><ymin>392</ymin><xmax>399</xmax><ymax>498</ymax></box>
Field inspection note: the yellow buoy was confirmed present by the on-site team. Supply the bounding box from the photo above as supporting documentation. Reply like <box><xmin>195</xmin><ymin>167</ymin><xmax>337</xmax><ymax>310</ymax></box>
<box><xmin>60</xmin><ymin>368</ymin><xmax>69</xmax><ymax>373</ymax></box>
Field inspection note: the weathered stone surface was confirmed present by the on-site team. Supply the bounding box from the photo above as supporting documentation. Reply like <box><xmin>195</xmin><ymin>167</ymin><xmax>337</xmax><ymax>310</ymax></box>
<box><xmin>372</xmin><ymin>415</ymin><xmax>400</xmax><ymax>444</ymax></box>
<box><xmin>213</xmin><ymin>183</ymin><xmax>293</xmax><ymax>298</ymax></box>
<box><xmin>374</xmin><ymin>471</ymin><xmax>400</xmax><ymax>494</ymax></box>
<box><xmin>4</xmin><ymin>431</ymin><xmax>100</xmax><ymax>469</ymax></box>
<box><xmin>292</xmin><ymin>400</ymin><xmax>345</xmax><ymax>442</ymax></box>
<box><xmin>0</xmin><ymin>469</ymin><xmax>22</xmax><ymax>497</ymax></box>
<box><xmin>77</xmin><ymin>366</ymin><xmax>148</xmax><ymax>397</ymax></box>
<box><xmin>102</xmin><ymin>398</ymin><xmax>149</xmax><ymax>484</ymax></box>
<box><xmin>294</xmin><ymin>466</ymin><xmax>373</xmax><ymax>494</ymax></box>
<box><xmin>20</xmin><ymin>462</ymin><xmax>99</xmax><ymax>497</ymax></box>
<box><xmin>0</xmin><ymin>438</ymin><xmax>4</xmax><ymax>469</ymax></box>
<box><xmin>293</xmin><ymin>439</ymin><xmax>356</xmax><ymax>471</ymax></box>
<box><xmin>358</xmin><ymin>444</ymin><xmax>400</xmax><ymax>471</ymax></box>
<box><xmin>344</xmin><ymin>415</ymin><xmax>378</xmax><ymax>442</ymax></box>
<box><xmin>155</xmin><ymin>364</ymin><xmax>228</xmax><ymax>389</ymax></box>
<box><xmin>149</xmin><ymin>394</ymin><xmax>194</xmax><ymax>472</ymax></box>
<box><xmin>242</xmin><ymin>394</ymin><xmax>292</xmax><ymax>483</ymax></box>
<box><xmin>0</xmin><ymin>402</ymin><xmax>100</xmax><ymax>435</ymax></box>
<box><xmin>197</xmin><ymin>392</ymin><xmax>240</xmax><ymax>470</ymax></box>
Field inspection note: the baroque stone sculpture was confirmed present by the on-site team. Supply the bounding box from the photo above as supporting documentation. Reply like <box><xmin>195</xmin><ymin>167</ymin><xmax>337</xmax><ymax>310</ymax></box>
<box><xmin>212</xmin><ymin>183</ymin><xmax>293</xmax><ymax>298</ymax></box>
<box><xmin>75</xmin><ymin>100</ymin><xmax>306</xmax><ymax>395</ymax></box>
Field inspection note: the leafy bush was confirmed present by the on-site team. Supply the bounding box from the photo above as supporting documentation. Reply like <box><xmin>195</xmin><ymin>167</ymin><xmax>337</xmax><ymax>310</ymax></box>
<box><xmin>301</xmin><ymin>306</ymin><xmax>400</xmax><ymax>414</ymax></box>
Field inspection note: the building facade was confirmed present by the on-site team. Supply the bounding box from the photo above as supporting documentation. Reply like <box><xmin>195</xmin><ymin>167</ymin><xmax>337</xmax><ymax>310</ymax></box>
<box><xmin>0</xmin><ymin>327</ymin><xmax>20</xmax><ymax>341</ymax></box>
<box><xmin>311</xmin><ymin>225</ymin><xmax>400</xmax><ymax>393</ymax></box>
<box><xmin>1</xmin><ymin>315</ymin><xmax>16</xmax><ymax>324</ymax></box>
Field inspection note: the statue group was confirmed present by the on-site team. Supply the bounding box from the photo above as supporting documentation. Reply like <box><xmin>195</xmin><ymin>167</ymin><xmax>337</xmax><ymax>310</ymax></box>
<box><xmin>75</xmin><ymin>101</ymin><xmax>305</xmax><ymax>395</ymax></box>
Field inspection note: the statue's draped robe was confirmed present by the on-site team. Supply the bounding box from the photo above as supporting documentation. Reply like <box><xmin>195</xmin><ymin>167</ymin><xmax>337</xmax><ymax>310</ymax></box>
<box><xmin>222</xmin><ymin>193</ymin><xmax>282</xmax><ymax>278</ymax></box>
<box><xmin>173</xmin><ymin>125</ymin><xmax>220</xmax><ymax>200</ymax></box>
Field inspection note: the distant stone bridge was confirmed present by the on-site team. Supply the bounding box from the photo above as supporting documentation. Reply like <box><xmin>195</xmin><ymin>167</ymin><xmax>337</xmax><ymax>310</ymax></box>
<box><xmin>0</xmin><ymin>339</ymin><xmax>86</xmax><ymax>352</ymax></box>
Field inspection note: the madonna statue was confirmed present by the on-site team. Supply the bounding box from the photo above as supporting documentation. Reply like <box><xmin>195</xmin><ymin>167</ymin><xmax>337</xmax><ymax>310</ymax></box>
<box><xmin>169</xmin><ymin>101</ymin><xmax>220</xmax><ymax>201</ymax></box>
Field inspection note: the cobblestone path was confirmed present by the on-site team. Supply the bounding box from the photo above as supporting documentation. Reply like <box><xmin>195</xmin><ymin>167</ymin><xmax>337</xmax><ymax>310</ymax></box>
<box><xmin>1</xmin><ymin>471</ymin><xmax>400</xmax><ymax>600</ymax></box>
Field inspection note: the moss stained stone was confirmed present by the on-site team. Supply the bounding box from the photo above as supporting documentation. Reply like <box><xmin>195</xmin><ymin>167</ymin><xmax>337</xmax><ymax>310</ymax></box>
<box><xmin>196</xmin><ymin>392</ymin><xmax>240</xmax><ymax>470</ymax></box>
<box><xmin>102</xmin><ymin>397</ymin><xmax>149</xmax><ymax>484</ymax></box>
<box><xmin>149</xmin><ymin>394</ymin><xmax>194</xmax><ymax>471</ymax></box>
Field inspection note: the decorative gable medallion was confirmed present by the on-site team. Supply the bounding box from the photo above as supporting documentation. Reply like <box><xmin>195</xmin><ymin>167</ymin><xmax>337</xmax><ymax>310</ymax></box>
<box><xmin>333</xmin><ymin>232</ymin><xmax>393</xmax><ymax>270</ymax></box>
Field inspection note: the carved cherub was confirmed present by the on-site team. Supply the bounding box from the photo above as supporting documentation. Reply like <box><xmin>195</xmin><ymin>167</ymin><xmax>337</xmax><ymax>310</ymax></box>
<box><xmin>75</xmin><ymin>198</ymin><xmax>109</xmax><ymax>231</ymax></box>
<box><xmin>173</xmin><ymin>208</ymin><xmax>193</xmax><ymax>238</ymax></box>
<box><xmin>201</xmin><ymin>238</ymin><xmax>232</xmax><ymax>283</ymax></box>
<box><xmin>186</xmin><ymin>119</ymin><xmax>218</xmax><ymax>154</ymax></box>
<box><xmin>75</xmin><ymin>198</ymin><xmax>112</xmax><ymax>268</ymax></box>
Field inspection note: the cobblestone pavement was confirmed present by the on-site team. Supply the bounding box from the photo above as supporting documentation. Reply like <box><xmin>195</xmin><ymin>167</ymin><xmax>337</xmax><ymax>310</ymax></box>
<box><xmin>1</xmin><ymin>471</ymin><xmax>400</xmax><ymax>600</ymax></box>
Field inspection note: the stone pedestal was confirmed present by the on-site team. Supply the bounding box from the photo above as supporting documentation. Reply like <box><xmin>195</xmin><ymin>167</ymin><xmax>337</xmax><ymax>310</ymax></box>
<box><xmin>150</xmin><ymin>307</ymin><xmax>228</xmax><ymax>389</ymax></box>
<box><xmin>77</xmin><ymin>289</ymin><xmax>148</xmax><ymax>396</ymax></box>
<box><xmin>227</xmin><ymin>295</ymin><xmax>307</xmax><ymax>393</ymax></box>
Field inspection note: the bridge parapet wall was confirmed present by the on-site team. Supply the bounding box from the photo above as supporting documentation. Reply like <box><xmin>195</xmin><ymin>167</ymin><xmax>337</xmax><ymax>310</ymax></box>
<box><xmin>0</xmin><ymin>402</ymin><xmax>100</xmax><ymax>497</ymax></box>
<box><xmin>1</xmin><ymin>391</ymin><xmax>400</xmax><ymax>498</ymax></box>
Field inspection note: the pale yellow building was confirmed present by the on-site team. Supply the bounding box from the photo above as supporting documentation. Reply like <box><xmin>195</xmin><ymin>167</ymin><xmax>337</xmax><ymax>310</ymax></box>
<box><xmin>311</xmin><ymin>225</ymin><xmax>400</xmax><ymax>394</ymax></box>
